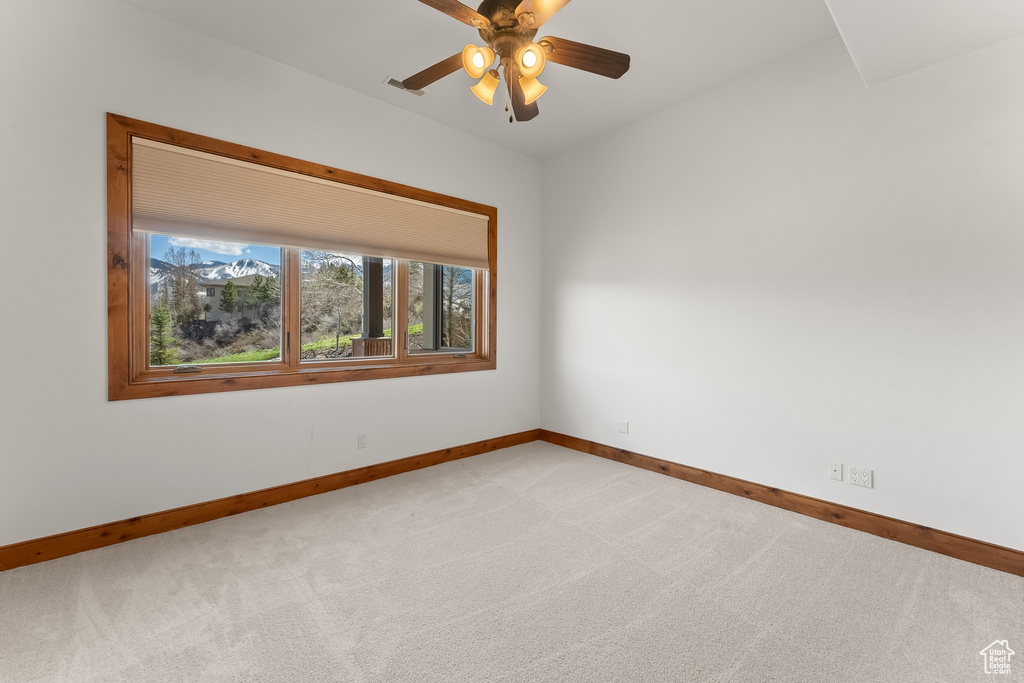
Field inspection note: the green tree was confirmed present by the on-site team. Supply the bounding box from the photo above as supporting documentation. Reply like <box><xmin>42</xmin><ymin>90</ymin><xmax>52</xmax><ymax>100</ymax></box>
<box><xmin>267</xmin><ymin>274</ymin><xmax>281</xmax><ymax>304</ymax></box>
<box><xmin>250</xmin><ymin>274</ymin><xmax>267</xmax><ymax>303</ymax></box>
<box><xmin>219</xmin><ymin>280</ymin><xmax>238</xmax><ymax>314</ymax></box>
<box><xmin>164</xmin><ymin>246</ymin><xmax>202</xmax><ymax>325</ymax></box>
<box><xmin>150</xmin><ymin>304</ymin><xmax>177</xmax><ymax>366</ymax></box>
<box><xmin>442</xmin><ymin>265</ymin><xmax>473</xmax><ymax>348</ymax></box>
<box><xmin>248</xmin><ymin>274</ymin><xmax>282</xmax><ymax>324</ymax></box>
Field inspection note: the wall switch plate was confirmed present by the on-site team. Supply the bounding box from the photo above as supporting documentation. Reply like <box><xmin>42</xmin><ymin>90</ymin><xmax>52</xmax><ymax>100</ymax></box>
<box><xmin>850</xmin><ymin>466</ymin><xmax>873</xmax><ymax>488</ymax></box>
<box><xmin>357</xmin><ymin>434</ymin><xmax>367</xmax><ymax>449</ymax></box>
<box><xmin>829</xmin><ymin>462</ymin><xmax>843</xmax><ymax>481</ymax></box>
<box><xmin>617</xmin><ymin>420</ymin><xmax>629</xmax><ymax>434</ymax></box>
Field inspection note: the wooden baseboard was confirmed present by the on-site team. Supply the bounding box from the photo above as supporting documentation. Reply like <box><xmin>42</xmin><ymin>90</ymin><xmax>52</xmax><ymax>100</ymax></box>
<box><xmin>0</xmin><ymin>429</ymin><xmax>540</xmax><ymax>572</ymax></box>
<box><xmin>5</xmin><ymin>427</ymin><xmax>1021</xmax><ymax>578</ymax></box>
<box><xmin>539</xmin><ymin>430</ymin><xmax>1024</xmax><ymax>578</ymax></box>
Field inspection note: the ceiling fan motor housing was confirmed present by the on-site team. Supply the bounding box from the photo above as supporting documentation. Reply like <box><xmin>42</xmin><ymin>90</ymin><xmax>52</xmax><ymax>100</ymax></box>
<box><xmin>476</xmin><ymin>0</ymin><xmax>538</xmax><ymax>59</ymax></box>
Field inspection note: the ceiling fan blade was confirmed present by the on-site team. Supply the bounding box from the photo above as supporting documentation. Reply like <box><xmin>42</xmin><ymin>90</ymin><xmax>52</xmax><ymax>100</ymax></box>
<box><xmin>514</xmin><ymin>0</ymin><xmax>571</xmax><ymax>29</ymax></box>
<box><xmin>539</xmin><ymin>36</ymin><xmax>630</xmax><ymax>79</ymax></box>
<box><xmin>402</xmin><ymin>53</ymin><xmax>464</xmax><ymax>91</ymax></box>
<box><xmin>417</xmin><ymin>0</ymin><xmax>490</xmax><ymax>28</ymax></box>
<box><xmin>504</xmin><ymin>63</ymin><xmax>539</xmax><ymax>122</ymax></box>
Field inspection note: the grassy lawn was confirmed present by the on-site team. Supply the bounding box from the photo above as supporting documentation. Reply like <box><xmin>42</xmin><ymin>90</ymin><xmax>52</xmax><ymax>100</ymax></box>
<box><xmin>300</xmin><ymin>334</ymin><xmax>359</xmax><ymax>353</ymax></box>
<box><xmin>190</xmin><ymin>324</ymin><xmax>424</xmax><ymax>364</ymax></box>
<box><xmin>194</xmin><ymin>348</ymin><xmax>282</xmax><ymax>364</ymax></box>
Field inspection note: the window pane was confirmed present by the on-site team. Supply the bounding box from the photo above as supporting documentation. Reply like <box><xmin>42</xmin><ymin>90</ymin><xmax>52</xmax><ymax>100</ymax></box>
<box><xmin>300</xmin><ymin>252</ymin><xmax>394</xmax><ymax>361</ymax></box>
<box><xmin>148</xmin><ymin>235</ymin><xmax>282</xmax><ymax>366</ymax></box>
<box><xmin>408</xmin><ymin>262</ymin><xmax>475</xmax><ymax>354</ymax></box>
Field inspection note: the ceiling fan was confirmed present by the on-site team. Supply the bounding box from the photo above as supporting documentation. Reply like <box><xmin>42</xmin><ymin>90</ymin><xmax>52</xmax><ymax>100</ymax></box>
<box><xmin>399</xmin><ymin>0</ymin><xmax>630</xmax><ymax>122</ymax></box>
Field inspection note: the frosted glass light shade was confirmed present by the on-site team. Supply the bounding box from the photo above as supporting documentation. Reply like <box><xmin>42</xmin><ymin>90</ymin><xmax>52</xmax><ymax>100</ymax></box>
<box><xmin>470</xmin><ymin>70</ymin><xmax>500</xmax><ymax>105</ymax></box>
<box><xmin>514</xmin><ymin>43</ymin><xmax>546</xmax><ymax>78</ymax></box>
<box><xmin>519</xmin><ymin>76</ymin><xmax>547</xmax><ymax>105</ymax></box>
<box><xmin>462</xmin><ymin>44</ymin><xmax>495</xmax><ymax>79</ymax></box>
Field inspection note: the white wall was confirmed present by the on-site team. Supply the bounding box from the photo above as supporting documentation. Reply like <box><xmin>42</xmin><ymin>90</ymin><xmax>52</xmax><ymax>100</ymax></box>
<box><xmin>541</xmin><ymin>37</ymin><xmax>1024</xmax><ymax>552</ymax></box>
<box><xmin>4</xmin><ymin>0</ymin><xmax>1021</xmax><ymax>557</ymax></box>
<box><xmin>0</xmin><ymin>0</ymin><xmax>541</xmax><ymax>547</ymax></box>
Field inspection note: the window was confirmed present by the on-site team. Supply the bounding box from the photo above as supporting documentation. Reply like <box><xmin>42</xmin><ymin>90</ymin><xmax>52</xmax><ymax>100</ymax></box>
<box><xmin>300</xmin><ymin>251</ymin><xmax>392</xmax><ymax>360</ymax></box>
<box><xmin>408</xmin><ymin>262</ymin><xmax>475</xmax><ymax>354</ymax></box>
<box><xmin>107</xmin><ymin>114</ymin><xmax>496</xmax><ymax>400</ymax></box>
<box><xmin>149</xmin><ymin>236</ymin><xmax>282</xmax><ymax>366</ymax></box>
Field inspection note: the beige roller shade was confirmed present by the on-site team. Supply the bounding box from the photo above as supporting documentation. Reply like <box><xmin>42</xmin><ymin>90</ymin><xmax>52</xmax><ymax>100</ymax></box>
<box><xmin>131</xmin><ymin>138</ymin><xmax>490</xmax><ymax>269</ymax></box>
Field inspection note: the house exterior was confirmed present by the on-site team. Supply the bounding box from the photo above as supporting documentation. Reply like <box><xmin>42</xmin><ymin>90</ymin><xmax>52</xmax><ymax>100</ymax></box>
<box><xmin>200</xmin><ymin>275</ymin><xmax>260</xmax><ymax>322</ymax></box>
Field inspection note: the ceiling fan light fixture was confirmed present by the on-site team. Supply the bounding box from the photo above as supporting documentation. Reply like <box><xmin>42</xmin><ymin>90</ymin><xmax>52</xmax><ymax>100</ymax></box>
<box><xmin>519</xmin><ymin>76</ymin><xmax>547</xmax><ymax>105</ymax></box>
<box><xmin>401</xmin><ymin>3</ymin><xmax>631</xmax><ymax>122</ymax></box>
<box><xmin>461</xmin><ymin>44</ymin><xmax>495</xmax><ymax>79</ymax></box>
<box><xmin>470</xmin><ymin>69</ymin><xmax>500</xmax><ymax>105</ymax></box>
<box><xmin>514</xmin><ymin>43</ymin><xmax>546</xmax><ymax>79</ymax></box>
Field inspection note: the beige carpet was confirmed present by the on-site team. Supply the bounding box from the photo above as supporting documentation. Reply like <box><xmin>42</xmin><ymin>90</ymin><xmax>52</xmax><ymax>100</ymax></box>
<box><xmin>1</xmin><ymin>442</ymin><xmax>1021</xmax><ymax>682</ymax></box>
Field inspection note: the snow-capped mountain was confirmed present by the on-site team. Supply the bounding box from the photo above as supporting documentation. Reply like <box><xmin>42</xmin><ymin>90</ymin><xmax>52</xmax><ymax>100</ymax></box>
<box><xmin>200</xmin><ymin>258</ymin><xmax>279</xmax><ymax>281</ymax></box>
<box><xmin>149</xmin><ymin>258</ymin><xmax>280</xmax><ymax>292</ymax></box>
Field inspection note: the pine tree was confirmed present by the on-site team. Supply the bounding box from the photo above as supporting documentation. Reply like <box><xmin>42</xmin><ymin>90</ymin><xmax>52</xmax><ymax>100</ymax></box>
<box><xmin>250</xmin><ymin>274</ymin><xmax>268</xmax><ymax>304</ymax></box>
<box><xmin>248</xmin><ymin>274</ymin><xmax>282</xmax><ymax>325</ymax></box>
<box><xmin>150</xmin><ymin>304</ymin><xmax>176</xmax><ymax>366</ymax></box>
<box><xmin>266</xmin><ymin>275</ymin><xmax>281</xmax><ymax>302</ymax></box>
<box><xmin>219</xmin><ymin>280</ymin><xmax>237</xmax><ymax>314</ymax></box>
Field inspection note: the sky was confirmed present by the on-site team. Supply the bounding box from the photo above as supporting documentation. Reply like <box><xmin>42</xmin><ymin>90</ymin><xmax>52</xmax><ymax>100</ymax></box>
<box><xmin>149</xmin><ymin>235</ymin><xmax>281</xmax><ymax>266</ymax></box>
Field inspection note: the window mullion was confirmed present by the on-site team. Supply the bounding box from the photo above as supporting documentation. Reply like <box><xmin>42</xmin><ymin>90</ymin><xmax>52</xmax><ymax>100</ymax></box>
<box><xmin>132</xmin><ymin>232</ymin><xmax>151</xmax><ymax>378</ymax></box>
<box><xmin>475</xmin><ymin>268</ymin><xmax>487</xmax><ymax>357</ymax></box>
<box><xmin>283</xmin><ymin>247</ymin><xmax>302</xmax><ymax>368</ymax></box>
<box><xmin>396</xmin><ymin>260</ymin><xmax>409</xmax><ymax>362</ymax></box>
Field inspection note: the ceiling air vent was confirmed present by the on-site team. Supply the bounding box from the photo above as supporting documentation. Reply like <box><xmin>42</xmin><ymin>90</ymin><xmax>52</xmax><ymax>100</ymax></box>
<box><xmin>384</xmin><ymin>76</ymin><xmax>423</xmax><ymax>96</ymax></box>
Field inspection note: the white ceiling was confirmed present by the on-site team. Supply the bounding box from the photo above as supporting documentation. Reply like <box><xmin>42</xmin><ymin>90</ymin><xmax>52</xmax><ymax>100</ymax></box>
<box><xmin>114</xmin><ymin>0</ymin><xmax>1024</xmax><ymax>160</ymax></box>
<box><xmin>825</xmin><ymin>0</ymin><xmax>1024</xmax><ymax>86</ymax></box>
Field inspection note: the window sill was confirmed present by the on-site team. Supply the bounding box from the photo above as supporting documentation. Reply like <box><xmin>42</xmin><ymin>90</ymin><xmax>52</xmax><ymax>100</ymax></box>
<box><xmin>111</xmin><ymin>356</ymin><xmax>497</xmax><ymax>400</ymax></box>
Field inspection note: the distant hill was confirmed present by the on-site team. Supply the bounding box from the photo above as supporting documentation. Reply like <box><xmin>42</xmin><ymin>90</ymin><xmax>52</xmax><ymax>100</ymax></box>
<box><xmin>150</xmin><ymin>257</ymin><xmax>280</xmax><ymax>292</ymax></box>
<box><xmin>200</xmin><ymin>258</ymin><xmax>279</xmax><ymax>281</ymax></box>
<box><xmin>149</xmin><ymin>255</ymin><xmax>398</xmax><ymax>294</ymax></box>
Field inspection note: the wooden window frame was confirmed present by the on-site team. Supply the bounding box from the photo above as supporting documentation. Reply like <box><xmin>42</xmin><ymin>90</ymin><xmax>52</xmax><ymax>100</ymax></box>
<box><xmin>107</xmin><ymin>113</ymin><xmax>497</xmax><ymax>400</ymax></box>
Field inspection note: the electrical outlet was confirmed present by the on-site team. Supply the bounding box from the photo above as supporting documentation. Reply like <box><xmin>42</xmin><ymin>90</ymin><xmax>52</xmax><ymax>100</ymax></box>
<box><xmin>829</xmin><ymin>462</ymin><xmax>843</xmax><ymax>481</ymax></box>
<box><xmin>357</xmin><ymin>434</ymin><xmax>367</xmax><ymax>449</ymax></box>
<box><xmin>616</xmin><ymin>420</ymin><xmax>629</xmax><ymax>434</ymax></box>
<box><xmin>850</xmin><ymin>466</ymin><xmax>873</xmax><ymax>488</ymax></box>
